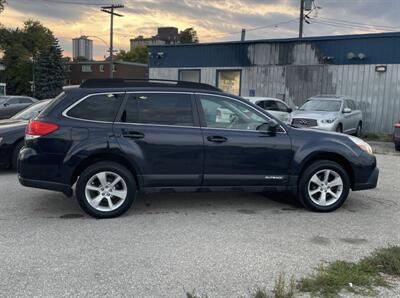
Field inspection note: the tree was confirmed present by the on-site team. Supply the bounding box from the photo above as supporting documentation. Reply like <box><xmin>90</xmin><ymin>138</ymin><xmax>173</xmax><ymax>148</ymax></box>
<box><xmin>0</xmin><ymin>20</ymin><xmax>55</xmax><ymax>96</ymax></box>
<box><xmin>34</xmin><ymin>39</ymin><xmax>65</xmax><ymax>99</ymax></box>
<box><xmin>179</xmin><ymin>28</ymin><xmax>199</xmax><ymax>44</ymax></box>
<box><xmin>116</xmin><ymin>45</ymin><xmax>148</xmax><ymax>64</ymax></box>
<box><xmin>0</xmin><ymin>0</ymin><xmax>6</xmax><ymax>14</ymax></box>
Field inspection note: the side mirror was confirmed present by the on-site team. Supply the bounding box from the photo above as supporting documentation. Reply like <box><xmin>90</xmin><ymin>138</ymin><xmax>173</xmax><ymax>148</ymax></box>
<box><xmin>258</xmin><ymin>119</ymin><xmax>279</xmax><ymax>136</ymax></box>
<box><xmin>343</xmin><ymin>107</ymin><xmax>352</xmax><ymax>113</ymax></box>
<box><xmin>287</xmin><ymin>107</ymin><xmax>293</xmax><ymax>113</ymax></box>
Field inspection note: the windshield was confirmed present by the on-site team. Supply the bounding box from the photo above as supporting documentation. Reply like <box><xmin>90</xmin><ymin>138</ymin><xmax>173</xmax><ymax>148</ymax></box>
<box><xmin>12</xmin><ymin>100</ymin><xmax>51</xmax><ymax>120</ymax></box>
<box><xmin>300</xmin><ymin>99</ymin><xmax>342</xmax><ymax>112</ymax></box>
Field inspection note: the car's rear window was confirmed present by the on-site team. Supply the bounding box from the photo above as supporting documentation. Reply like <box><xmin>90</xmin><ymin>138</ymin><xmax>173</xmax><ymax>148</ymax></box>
<box><xmin>121</xmin><ymin>93</ymin><xmax>194</xmax><ymax>126</ymax></box>
<box><xmin>67</xmin><ymin>93</ymin><xmax>124</xmax><ymax>122</ymax></box>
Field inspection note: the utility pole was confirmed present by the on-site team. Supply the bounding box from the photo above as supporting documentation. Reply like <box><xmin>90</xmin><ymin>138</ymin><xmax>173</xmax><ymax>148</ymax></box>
<box><xmin>101</xmin><ymin>4</ymin><xmax>124</xmax><ymax>79</ymax></box>
<box><xmin>241</xmin><ymin>29</ymin><xmax>246</xmax><ymax>41</ymax></box>
<box><xmin>299</xmin><ymin>0</ymin><xmax>304</xmax><ymax>38</ymax></box>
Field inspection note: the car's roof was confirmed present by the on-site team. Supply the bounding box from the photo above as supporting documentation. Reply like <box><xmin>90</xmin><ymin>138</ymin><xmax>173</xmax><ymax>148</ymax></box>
<box><xmin>309</xmin><ymin>95</ymin><xmax>347</xmax><ymax>100</ymax></box>
<box><xmin>243</xmin><ymin>97</ymin><xmax>287</xmax><ymax>104</ymax></box>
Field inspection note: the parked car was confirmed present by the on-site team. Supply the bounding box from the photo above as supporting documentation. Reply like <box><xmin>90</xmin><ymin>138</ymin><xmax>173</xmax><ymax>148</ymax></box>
<box><xmin>291</xmin><ymin>95</ymin><xmax>363</xmax><ymax>135</ymax></box>
<box><xmin>244</xmin><ymin>97</ymin><xmax>292</xmax><ymax>124</ymax></box>
<box><xmin>0</xmin><ymin>99</ymin><xmax>51</xmax><ymax>169</ymax></box>
<box><xmin>0</xmin><ymin>96</ymin><xmax>38</xmax><ymax>119</ymax></box>
<box><xmin>18</xmin><ymin>79</ymin><xmax>378</xmax><ymax>218</ymax></box>
<box><xmin>394</xmin><ymin>120</ymin><xmax>400</xmax><ymax>151</ymax></box>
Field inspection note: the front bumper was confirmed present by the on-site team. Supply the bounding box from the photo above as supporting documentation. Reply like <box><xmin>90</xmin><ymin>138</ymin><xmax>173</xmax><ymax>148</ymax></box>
<box><xmin>352</xmin><ymin>167</ymin><xmax>379</xmax><ymax>191</ymax></box>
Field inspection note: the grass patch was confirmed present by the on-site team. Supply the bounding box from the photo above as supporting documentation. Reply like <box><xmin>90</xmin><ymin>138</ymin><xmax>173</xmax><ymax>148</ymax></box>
<box><xmin>185</xmin><ymin>291</ymin><xmax>207</xmax><ymax>298</ymax></box>
<box><xmin>250</xmin><ymin>273</ymin><xmax>296</xmax><ymax>298</ymax></box>
<box><xmin>364</xmin><ymin>246</ymin><xmax>400</xmax><ymax>276</ymax></box>
<box><xmin>299</xmin><ymin>260</ymin><xmax>387</xmax><ymax>297</ymax></box>
<box><xmin>299</xmin><ymin>246</ymin><xmax>400</xmax><ymax>297</ymax></box>
<box><xmin>361</xmin><ymin>133</ymin><xmax>393</xmax><ymax>142</ymax></box>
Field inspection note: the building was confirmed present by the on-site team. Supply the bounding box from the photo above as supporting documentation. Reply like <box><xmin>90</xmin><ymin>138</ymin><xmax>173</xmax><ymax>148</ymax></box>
<box><xmin>130</xmin><ymin>36</ymin><xmax>166</xmax><ymax>48</ymax></box>
<box><xmin>64</xmin><ymin>60</ymin><xmax>148</xmax><ymax>85</ymax></box>
<box><xmin>73</xmin><ymin>36</ymin><xmax>93</xmax><ymax>61</ymax></box>
<box><xmin>130</xmin><ymin>27</ymin><xmax>179</xmax><ymax>50</ymax></box>
<box><xmin>148</xmin><ymin>32</ymin><xmax>400</xmax><ymax>134</ymax></box>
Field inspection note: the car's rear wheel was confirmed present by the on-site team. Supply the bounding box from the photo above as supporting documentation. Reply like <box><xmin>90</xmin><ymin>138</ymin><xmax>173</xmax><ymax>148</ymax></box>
<box><xmin>11</xmin><ymin>140</ymin><xmax>24</xmax><ymax>171</ymax></box>
<box><xmin>298</xmin><ymin>160</ymin><xmax>350</xmax><ymax>212</ymax></box>
<box><xmin>76</xmin><ymin>161</ymin><xmax>137</xmax><ymax>218</ymax></box>
<box><xmin>336</xmin><ymin>124</ymin><xmax>343</xmax><ymax>133</ymax></box>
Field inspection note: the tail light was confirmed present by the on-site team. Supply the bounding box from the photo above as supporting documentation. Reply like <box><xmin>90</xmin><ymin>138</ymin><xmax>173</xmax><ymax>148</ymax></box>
<box><xmin>395</xmin><ymin>121</ymin><xmax>400</xmax><ymax>128</ymax></box>
<box><xmin>26</xmin><ymin>120</ymin><xmax>59</xmax><ymax>140</ymax></box>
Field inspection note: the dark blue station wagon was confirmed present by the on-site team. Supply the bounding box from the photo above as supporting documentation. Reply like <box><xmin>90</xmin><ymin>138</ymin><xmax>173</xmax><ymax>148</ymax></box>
<box><xmin>18</xmin><ymin>79</ymin><xmax>379</xmax><ymax>218</ymax></box>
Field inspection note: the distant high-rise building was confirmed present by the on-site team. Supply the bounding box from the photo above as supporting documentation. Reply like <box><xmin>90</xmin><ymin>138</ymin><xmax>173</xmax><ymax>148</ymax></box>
<box><xmin>72</xmin><ymin>36</ymin><xmax>93</xmax><ymax>61</ymax></box>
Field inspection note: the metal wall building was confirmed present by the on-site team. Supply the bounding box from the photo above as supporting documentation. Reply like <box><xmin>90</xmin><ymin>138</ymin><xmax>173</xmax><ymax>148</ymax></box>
<box><xmin>148</xmin><ymin>32</ymin><xmax>400</xmax><ymax>133</ymax></box>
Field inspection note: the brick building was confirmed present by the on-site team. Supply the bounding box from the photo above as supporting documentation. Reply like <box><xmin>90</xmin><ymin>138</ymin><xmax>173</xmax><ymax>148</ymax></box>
<box><xmin>64</xmin><ymin>60</ymin><xmax>148</xmax><ymax>85</ymax></box>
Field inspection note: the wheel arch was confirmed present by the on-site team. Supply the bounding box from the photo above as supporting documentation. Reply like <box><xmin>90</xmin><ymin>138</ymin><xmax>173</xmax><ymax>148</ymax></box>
<box><xmin>298</xmin><ymin>152</ymin><xmax>355</xmax><ymax>189</ymax></box>
<box><xmin>71</xmin><ymin>152</ymin><xmax>142</xmax><ymax>189</ymax></box>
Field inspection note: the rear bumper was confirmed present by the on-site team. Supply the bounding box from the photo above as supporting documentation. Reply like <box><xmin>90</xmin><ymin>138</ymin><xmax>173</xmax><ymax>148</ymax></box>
<box><xmin>18</xmin><ymin>176</ymin><xmax>73</xmax><ymax>197</ymax></box>
<box><xmin>352</xmin><ymin>167</ymin><xmax>379</xmax><ymax>191</ymax></box>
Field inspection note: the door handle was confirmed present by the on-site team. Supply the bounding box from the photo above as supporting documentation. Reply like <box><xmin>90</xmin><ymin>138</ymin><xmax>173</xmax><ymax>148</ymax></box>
<box><xmin>122</xmin><ymin>130</ymin><xmax>145</xmax><ymax>139</ymax></box>
<box><xmin>207</xmin><ymin>136</ymin><xmax>227</xmax><ymax>143</ymax></box>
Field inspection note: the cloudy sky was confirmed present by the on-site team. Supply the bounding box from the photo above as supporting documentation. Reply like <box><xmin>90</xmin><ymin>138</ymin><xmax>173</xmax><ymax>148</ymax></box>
<box><xmin>1</xmin><ymin>0</ymin><xmax>400</xmax><ymax>59</ymax></box>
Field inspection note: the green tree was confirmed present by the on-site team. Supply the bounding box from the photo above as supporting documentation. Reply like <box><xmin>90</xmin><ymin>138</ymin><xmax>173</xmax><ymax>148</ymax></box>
<box><xmin>116</xmin><ymin>45</ymin><xmax>148</xmax><ymax>64</ymax></box>
<box><xmin>0</xmin><ymin>0</ymin><xmax>6</xmax><ymax>14</ymax></box>
<box><xmin>0</xmin><ymin>20</ymin><xmax>55</xmax><ymax>96</ymax></box>
<box><xmin>179</xmin><ymin>27</ymin><xmax>199</xmax><ymax>44</ymax></box>
<box><xmin>34</xmin><ymin>39</ymin><xmax>65</xmax><ymax>99</ymax></box>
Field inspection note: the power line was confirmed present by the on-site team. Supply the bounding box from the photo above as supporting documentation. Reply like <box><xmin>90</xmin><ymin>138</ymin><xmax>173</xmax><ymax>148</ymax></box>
<box><xmin>316</xmin><ymin>16</ymin><xmax>400</xmax><ymax>30</ymax></box>
<box><xmin>310</xmin><ymin>19</ymin><xmax>399</xmax><ymax>32</ymax></box>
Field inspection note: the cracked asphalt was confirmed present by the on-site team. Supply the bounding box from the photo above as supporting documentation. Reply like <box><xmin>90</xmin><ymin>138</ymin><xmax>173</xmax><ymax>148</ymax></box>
<box><xmin>0</xmin><ymin>154</ymin><xmax>399</xmax><ymax>297</ymax></box>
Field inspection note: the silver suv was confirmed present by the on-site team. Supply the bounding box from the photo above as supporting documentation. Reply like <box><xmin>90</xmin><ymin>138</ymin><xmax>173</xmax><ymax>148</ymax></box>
<box><xmin>291</xmin><ymin>95</ymin><xmax>363</xmax><ymax>135</ymax></box>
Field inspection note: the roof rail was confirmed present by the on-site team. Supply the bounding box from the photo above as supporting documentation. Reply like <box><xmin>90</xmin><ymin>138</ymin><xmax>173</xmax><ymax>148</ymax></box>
<box><xmin>80</xmin><ymin>78</ymin><xmax>222</xmax><ymax>91</ymax></box>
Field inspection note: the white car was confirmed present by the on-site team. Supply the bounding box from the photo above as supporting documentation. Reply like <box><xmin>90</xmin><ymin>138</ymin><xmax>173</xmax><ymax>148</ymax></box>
<box><xmin>243</xmin><ymin>97</ymin><xmax>293</xmax><ymax>124</ymax></box>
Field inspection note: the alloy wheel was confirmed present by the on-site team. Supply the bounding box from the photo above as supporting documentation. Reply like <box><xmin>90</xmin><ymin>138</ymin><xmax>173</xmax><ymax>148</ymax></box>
<box><xmin>85</xmin><ymin>171</ymin><xmax>128</xmax><ymax>212</ymax></box>
<box><xmin>307</xmin><ymin>169</ymin><xmax>343</xmax><ymax>207</ymax></box>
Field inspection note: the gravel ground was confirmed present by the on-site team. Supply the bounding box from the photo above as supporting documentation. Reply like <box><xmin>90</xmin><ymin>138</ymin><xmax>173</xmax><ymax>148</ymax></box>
<box><xmin>0</xmin><ymin>154</ymin><xmax>399</xmax><ymax>297</ymax></box>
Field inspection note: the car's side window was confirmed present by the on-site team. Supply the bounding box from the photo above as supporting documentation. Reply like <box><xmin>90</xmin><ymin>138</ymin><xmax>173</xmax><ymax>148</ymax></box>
<box><xmin>19</xmin><ymin>97</ymin><xmax>34</xmax><ymax>104</ymax></box>
<box><xmin>198</xmin><ymin>94</ymin><xmax>268</xmax><ymax>131</ymax></box>
<box><xmin>122</xmin><ymin>93</ymin><xmax>194</xmax><ymax>127</ymax></box>
<box><xmin>7</xmin><ymin>98</ymin><xmax>20</xmax><ymax>105</ymax></box>
<box><xmin>276</xmin><ymin>101</ymin><xmax>289</xmax><ymax>112</ymax></box>
<box><xmin>66</xmin><ymin>93</ymin><xmax>124</xmax><ymax>122</ymax></box>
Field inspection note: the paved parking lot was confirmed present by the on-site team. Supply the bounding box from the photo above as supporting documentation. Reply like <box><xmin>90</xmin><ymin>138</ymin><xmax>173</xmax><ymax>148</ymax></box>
<box><xmin>0</xmin><ymin>154</ymin><xmax>399</xmax><ymax>297</ymax></box>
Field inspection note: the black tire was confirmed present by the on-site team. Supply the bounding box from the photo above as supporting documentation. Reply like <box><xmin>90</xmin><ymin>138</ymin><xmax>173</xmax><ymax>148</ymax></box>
<box><xmin>395</xmin><ymin>143</ymin><xmax>400</xmax><ymax>152</ymax></box>
<box><xmin>354</xmin><ymin>122</ymin><xmax>362</xmax><ymax>137</ymax></box>
<box><xmin>336</xmin><ymin>124</ymin><xmax>343</xmax><ymax>133</ymax></box>
<box><xmin>11</xmin><ymin>140</ymin><xmax>24</xmax><ymax>171</ymax></box>
<box><xmin>76</xmin><ymin>161</ymin><xmax>137</xmax><ymax>218</ymax></box>
<box><xmin>298</xmin><ymin>160</ymin><xmax>350</xmax><ymax>212</ymax></box>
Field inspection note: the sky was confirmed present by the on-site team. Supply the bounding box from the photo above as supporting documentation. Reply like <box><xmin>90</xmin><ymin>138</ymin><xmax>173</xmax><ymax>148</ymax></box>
<box><xmin>1</xmin><ymin>0</ymin><xmax>400</xmax><ymax>60</ymax></box>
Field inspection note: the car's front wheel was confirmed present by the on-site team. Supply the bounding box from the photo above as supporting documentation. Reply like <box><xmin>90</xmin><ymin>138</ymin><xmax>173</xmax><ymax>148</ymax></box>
<box><xmin>298</xmin><ymin>160</ymin><xmax>350</xmax><ymax>212</ymax></box>
<box><xmin>76</xmin><ymin>161</ymin><xmax>137</xmax><ymax>218</ymax></box>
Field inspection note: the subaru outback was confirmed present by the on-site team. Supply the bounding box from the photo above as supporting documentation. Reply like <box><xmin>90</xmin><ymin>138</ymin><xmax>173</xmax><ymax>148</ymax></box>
<box><xmin>18</xmin><ymin>79</ymin><xmax>379</xmax><ymax>218</ymax></box>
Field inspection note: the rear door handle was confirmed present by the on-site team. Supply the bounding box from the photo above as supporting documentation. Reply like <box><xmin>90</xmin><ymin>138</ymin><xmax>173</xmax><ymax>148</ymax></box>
<box><xmin>207</xmin><ymin>136</ymin><xmax>227</xmax><ymax>143</ymax></box>
<box><xmin>122</xmin><ymin>130</ymin><xmax>145</xmax><ymax>139</ymax></box>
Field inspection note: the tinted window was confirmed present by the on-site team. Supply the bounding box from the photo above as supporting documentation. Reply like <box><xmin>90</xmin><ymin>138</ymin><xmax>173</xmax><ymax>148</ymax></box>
<box><xmin>19</xmin><ymin>97</ymin><xmax>34</xmax><ymax>104</ymax></box>
<box><xmin>7</xmin><ymin>98</ymin><xmax>20</xmax><ymax>105</ymax></box>
<box><xmin>13</xmin><ymin>100</ymin><xmax>51</xmax><ymax>120</ymax></box>
<box><xmin>123</xmin><ymin>93</ymin><xmax>194</xmax><ymax>126</ymax></box>
<box><xmin>67</xmin><ymin>93</ymin><xmax>124</xmax><ymax>122</ymax></box>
